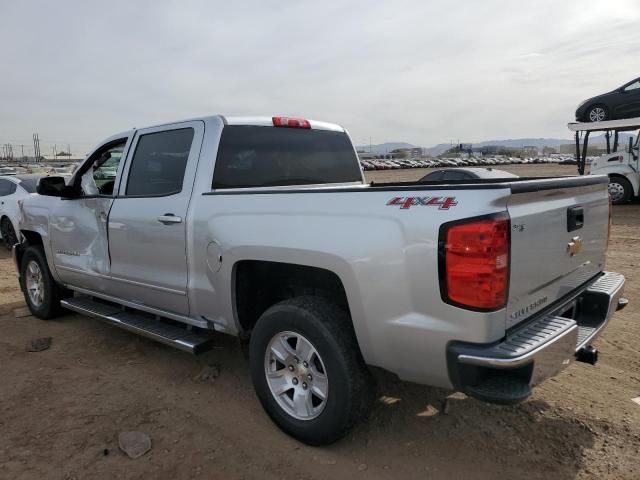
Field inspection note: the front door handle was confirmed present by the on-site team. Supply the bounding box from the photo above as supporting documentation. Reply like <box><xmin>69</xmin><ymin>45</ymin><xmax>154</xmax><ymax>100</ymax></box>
<box><xmin>157</xmin><ymin>214</ymin><xmax>182</xmax><ymax>224</ymax></box>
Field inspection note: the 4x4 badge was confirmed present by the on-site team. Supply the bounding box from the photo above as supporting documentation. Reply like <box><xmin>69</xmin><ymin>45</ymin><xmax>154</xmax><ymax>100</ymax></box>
<box><xmin>387</xmin><ymin>196</ymin><xmax>458</xmax><ymax>210</ymax></box>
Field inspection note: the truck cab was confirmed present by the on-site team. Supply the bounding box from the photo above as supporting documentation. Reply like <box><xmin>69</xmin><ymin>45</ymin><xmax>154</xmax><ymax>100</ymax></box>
<box><xmin>569</xmin><ymin>117</ymin><xmax>640</xmax><ymax>203</ymax></box>
<box><xmin>589</xmin><ymin>132</ymin><xmax>639</xmax><ymax>203</ymax></box>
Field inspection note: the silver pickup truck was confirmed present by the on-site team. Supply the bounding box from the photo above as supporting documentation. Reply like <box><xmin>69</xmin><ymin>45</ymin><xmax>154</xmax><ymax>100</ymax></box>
<box><xmin>14</xmin><ymin>115</ymin><xmax>627</xmax><ymax>445</ymax></box>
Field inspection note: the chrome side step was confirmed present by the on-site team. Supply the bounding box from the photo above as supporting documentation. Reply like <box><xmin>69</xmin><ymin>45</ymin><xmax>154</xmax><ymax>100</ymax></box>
<box><xmin>61</xmin><ymin>296</ymin><xmax>214</xmax><ymax>354</ymax></box>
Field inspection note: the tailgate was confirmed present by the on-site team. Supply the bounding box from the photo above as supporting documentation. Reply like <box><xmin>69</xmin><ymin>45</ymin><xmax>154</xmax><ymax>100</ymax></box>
<box><xmin>506</xmin><ymin>176</ymin><xmax>609</xmax><ymax>329</ymax></box>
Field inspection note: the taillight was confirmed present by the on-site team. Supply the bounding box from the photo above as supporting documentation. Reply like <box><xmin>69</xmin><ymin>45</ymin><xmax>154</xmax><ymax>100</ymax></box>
<box><xmin>272</xmin><ymin>116</ymin><xmax>311</xmax><ymax>129</ymax></box>
<box><xmin>439</xmin><ymin>213</ymin><xmax>510</xmax><ymax>311</ymax></box>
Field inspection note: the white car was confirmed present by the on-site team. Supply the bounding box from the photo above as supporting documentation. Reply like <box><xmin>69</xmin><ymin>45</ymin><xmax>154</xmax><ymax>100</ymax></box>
<box><xmin>0</xmin><ymin>175</ymin><xmax>42</xmax><ymax>248</ymax></box>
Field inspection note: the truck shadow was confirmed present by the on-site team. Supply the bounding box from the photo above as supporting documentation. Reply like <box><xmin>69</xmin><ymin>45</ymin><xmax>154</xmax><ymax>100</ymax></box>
<box><xmin>337</xmin><ymin>370</ymin><xmax>595</xmax><ymax>479</ymax></box>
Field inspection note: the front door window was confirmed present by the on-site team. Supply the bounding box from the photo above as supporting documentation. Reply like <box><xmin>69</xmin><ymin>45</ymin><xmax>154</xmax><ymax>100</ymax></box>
<box><xmin>80</xmin><ymin>143</ymin><xmax>125</xmax><ymax>196</ymax></box>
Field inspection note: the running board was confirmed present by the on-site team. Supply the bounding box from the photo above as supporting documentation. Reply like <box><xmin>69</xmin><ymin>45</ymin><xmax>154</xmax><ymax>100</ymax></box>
<box><xmin>60</xmin><ymin>296</ymin><xmax>214</xmax><ymax>354</ymax></box>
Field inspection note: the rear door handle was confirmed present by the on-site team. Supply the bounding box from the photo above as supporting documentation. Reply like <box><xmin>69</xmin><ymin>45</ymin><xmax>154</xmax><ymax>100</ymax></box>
<box><xmin>157</xmin><ymin>214</ymin><xmax>182</xmax><ymax>224</ymax></box>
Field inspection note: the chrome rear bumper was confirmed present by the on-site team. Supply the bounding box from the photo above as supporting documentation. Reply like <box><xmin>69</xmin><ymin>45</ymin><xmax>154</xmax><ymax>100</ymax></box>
<box><xmin>447</xmin><ymin>271</ymin><xmax>626</xmax><ymax>404</ymax></box>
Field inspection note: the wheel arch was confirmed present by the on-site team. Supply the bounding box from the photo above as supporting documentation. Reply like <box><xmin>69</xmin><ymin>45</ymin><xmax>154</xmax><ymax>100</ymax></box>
<box><xmin>230</xmin><ymin>259</ymin><xmax>375</xmax><ymax>362</ymax></box>
<box><xmin>609</xmin><ymin>173</ymin><xmax>638</xmax><ymax>197</ymax></box>
<box><xmin>232</xmin><ymin>260</ymin><xmax>352</xmax><ymax>333</ymax></box>
<box><xmin>584</xmin><ymin>103</ymin><xmax>609</xmax><ymax>122</ymax></box>
<box><xmin>17</xmin><ymin>229</ymin><xmax>63</xmax><ymax>284</ymax></box>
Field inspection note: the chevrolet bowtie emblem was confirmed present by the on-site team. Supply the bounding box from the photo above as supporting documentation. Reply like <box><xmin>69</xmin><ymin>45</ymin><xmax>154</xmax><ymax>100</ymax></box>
<box><xmin>567</xmin><ymin>236</ymin><xmax>582</xmax><ymax>256</ymax></box>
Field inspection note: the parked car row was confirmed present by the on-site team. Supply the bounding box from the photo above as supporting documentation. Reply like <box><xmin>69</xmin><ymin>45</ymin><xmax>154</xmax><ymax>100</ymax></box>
<box><xmin>359</xmin><ymin>155</ymin><xmax>580</xmax><ymax>171</ymax></box>
<box><xmin>0</xmin><ymin>163</ymin><xmax>75</xmax><ymax>176</ymax></box>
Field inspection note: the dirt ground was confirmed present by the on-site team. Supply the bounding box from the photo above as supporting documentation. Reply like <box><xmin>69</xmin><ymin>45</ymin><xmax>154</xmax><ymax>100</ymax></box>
<box><xmin>0</xmin><ymin>164</ymin><xmax>638</xmax><ymax>480</ymax></box>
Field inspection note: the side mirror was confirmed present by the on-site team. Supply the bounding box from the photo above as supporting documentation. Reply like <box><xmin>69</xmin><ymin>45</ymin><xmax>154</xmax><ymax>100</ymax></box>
<box><xmin>37</xmin><ymin>176</ymin><xmax>74</xmax><ymax>197</ymax></box>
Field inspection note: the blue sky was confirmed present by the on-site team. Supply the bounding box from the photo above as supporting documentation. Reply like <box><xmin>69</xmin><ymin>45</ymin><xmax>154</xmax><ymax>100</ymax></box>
<box><xmin>1</xmin><ymin>0</ymin><xmax>639</xmax><ymax>155</ymax></box>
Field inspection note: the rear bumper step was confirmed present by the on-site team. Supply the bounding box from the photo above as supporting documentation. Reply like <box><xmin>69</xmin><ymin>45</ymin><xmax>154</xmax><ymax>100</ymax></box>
<box><xmin>447</xmin><ymin>271</ymin><xmax>626</xmax><ymax>405</ymax></box>
<box><xmin>61</xmin><ymin>296</ymin><xmax>214</xmax><ymax>354</ymax></box>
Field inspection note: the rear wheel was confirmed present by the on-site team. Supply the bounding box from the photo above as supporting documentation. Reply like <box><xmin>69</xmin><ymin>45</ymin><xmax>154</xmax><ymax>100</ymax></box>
<box><xmin>587</xmin><ymin>105</ymin><xmax>608</xmax><ymax>122</ymax></box>
<box><xmin>0</xmin><ymin>217</ymin><xmax>17</xmax><ymax>249</ymax></box>
<box><xmin>20</xmin><ymin>246</ymin><xmax>67</xmax><ymax>319</ymax></box>
<box><xmin>608</xmin><ymin>176</ymin><xmax>632</xmax><ymax>204</ymax></box>
<box><xmin>249</xmin><ymin>296</ymin><xmax>373</xmax><ymax>445</ymax></box>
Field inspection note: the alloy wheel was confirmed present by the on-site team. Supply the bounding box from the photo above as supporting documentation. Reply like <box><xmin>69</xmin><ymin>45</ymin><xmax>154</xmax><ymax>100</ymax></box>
<box><xmin>264</xmin><ymin>330</ymin><xmax>329</xmax><ymax>420</ymax></box>
<box><xmin>25</xmin><ymin>260</ymin><xmax>44</xmax><ymax>307</ymax></box>
<box><xmin>589</xmin><ymin>107</ymin><xmax>606</xmax><ymax>122</ymax></box>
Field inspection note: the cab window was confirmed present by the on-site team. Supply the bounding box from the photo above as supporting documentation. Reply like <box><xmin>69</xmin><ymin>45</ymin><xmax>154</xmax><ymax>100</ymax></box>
<box><xmin>125</xmin><ymin>128</ymin><xmax>194</xmax><ymax>197</ymax></box>
<box><xmin>623</xmin><ymin>80</ymin><xmax>640</xmax><ymax>92</ymax></box>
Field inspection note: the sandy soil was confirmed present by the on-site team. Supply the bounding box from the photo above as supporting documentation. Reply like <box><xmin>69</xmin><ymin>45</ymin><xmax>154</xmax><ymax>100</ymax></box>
<box><xmin>0</xmin><ymin>164</ymin><xmax>638</xmax><ymax>479</ymax></box>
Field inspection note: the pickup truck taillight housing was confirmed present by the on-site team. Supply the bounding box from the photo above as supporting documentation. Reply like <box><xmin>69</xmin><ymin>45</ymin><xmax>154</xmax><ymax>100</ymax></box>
<box><xmin>438</xmin><ymin>213</ymin><xmax>510</xmax><ymax>311</ymax></box>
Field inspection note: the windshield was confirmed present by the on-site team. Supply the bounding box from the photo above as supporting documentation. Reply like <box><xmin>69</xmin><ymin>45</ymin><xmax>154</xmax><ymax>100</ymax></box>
<box><xmin>17</xmin><ymin>177</ymin><xmax>39</xmax><ymax>193</ymax></box>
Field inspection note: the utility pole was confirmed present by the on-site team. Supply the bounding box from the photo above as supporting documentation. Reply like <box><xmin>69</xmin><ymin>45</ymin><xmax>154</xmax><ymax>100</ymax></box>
<box><xmin>33</xmin><ymin>133</ymin><xmax>41</xmax><ymax>162</ymax></box>
<box><xmin>2</xmin><ymin>144</ymin><xmax>14</xmax><ymax>162</ymax></box>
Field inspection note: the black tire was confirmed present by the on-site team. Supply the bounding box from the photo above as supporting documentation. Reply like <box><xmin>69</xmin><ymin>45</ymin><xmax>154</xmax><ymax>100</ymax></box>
<box><xmin>0</xmin><ymin>217</ymin><xmax>18</xmax><ymax>249</ymax></box>
<box><xmin>608</xmin><ymin>176</ymin><xmax>633</xmax><ymax>204</ymax></box>
<box><xmin>586</xmin><ymin>105</ymin><xmax>608</xmax><ymax>122</ymax></box>
<box><xmin>249</xmin><ymin>296</ymin><xmax>373</xmax><ymax>445</ymax></box>
<box><xmin>20</xmin><ymin>246</ymin><xmax>66</xmax><ymax>319</ymax></box>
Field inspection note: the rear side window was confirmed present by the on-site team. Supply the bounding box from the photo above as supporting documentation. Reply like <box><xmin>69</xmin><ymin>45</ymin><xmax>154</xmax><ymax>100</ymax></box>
<box><xmin>421</xmin><ymin>171</ymin><xmax>444</xmax><ymax>181</ymax></box>
<box><xmin>443</xmin><ymin>171</ymin><xmax>472</xmax><ymax>181</ymax></box>
<box><xmin>0</xmin><ymin>179</ymin><xmax>16</xmax><ymax>196</ymax></box>
<box><xmin>17</xmin><ymin>178</ymin><xmax>38</xmax><ymax>193</ymax></box>
<box><xmin>213</xmin><ymin>126</ymin><xmax>362</xmax><ymax>189</ymax></box>
<box><xmin>126</xmin><ymin>128</ymin><xmax>194</xmax><ymax>196</ymax></box>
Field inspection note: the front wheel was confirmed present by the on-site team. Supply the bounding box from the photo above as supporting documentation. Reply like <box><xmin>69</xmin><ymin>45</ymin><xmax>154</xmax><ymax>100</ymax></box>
<box><xmin>20</xmin><ymin>246</ymin><xmax>66</xmax><ymax>319</ymax></box>
<box><xmin>0</xmin><ymin>217</ymin><xmax>18</xmax><ymax>249</ymax></box>
<box><xmin>249</xmin><ymin>296</ymin><xmax>373</xmax><ymax>445</ymax></box>
<box><xmin>608</xmin><ymin>176</ymin><xmax>632</xmax><ymax>204</ymax></box>
<box><xmin>587</xmin><ymin>105</ymin><xmax>608</xmax><ymax>122</ymax></box>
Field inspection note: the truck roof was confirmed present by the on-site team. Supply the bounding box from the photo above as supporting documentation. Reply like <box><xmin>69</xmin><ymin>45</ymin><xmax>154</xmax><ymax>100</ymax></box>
<box><xmin>131</xmin><ymin>115</ymin><xmax>346</xmax><ymax>134</ymax></box>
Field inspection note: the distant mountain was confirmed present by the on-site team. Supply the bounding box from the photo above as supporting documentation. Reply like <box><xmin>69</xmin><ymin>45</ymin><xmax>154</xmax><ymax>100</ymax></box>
<box><xmin>466</xmin><ymin>134</ymin><xmax>632</xmax><ymax>148</ymax></box>
<box><xmin>355</xmin><ymin>142</ymin><xmax>415</xmax><ymax>154</ymax></box>
<box><xmin>374</xmin><ymin>134</ymin><xmax>635</xmax><ymax>157</ymax></box>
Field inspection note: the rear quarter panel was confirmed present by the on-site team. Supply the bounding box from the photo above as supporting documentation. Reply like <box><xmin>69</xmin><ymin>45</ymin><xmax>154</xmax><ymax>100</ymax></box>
<box><xmin>189</xmin><ymin>186</ymin><xmax>512</xmax><ymax>388</ymax></box>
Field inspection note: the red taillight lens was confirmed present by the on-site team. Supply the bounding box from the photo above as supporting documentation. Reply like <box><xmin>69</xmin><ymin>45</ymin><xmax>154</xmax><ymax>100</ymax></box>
<box><xmin>440</xmin><ymin>213</ymin><xmax>510</xmax><ymax>310</ymax></box>
<box><xmin>272</xmin><ymin>116</ymin><xmax>311</xmax><ymax>129</ymax></box>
